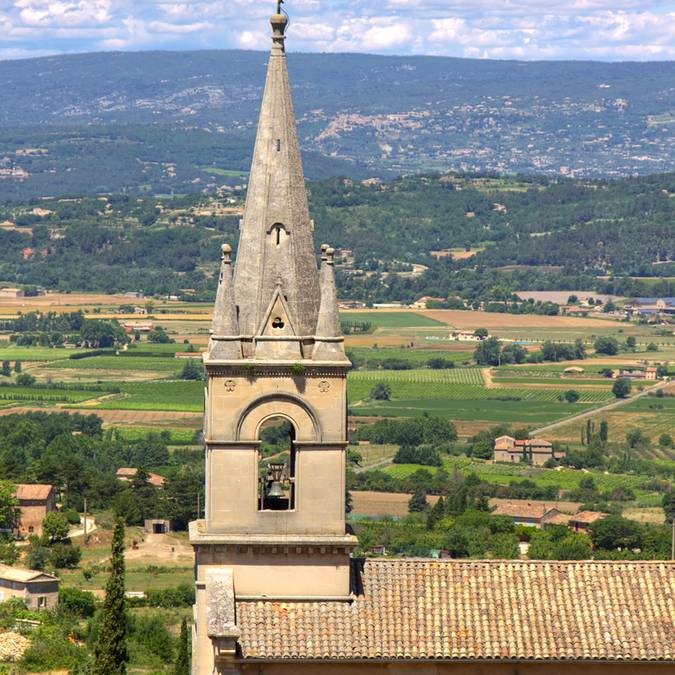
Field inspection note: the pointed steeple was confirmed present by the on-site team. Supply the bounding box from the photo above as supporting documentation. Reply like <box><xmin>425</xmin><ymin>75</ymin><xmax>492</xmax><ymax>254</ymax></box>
<box><xmin>313</xmin><ymin>244</ymin><xmax>346</xmax><ymax>361</ymax></box>
<box><xmin>208</xmin><ymin>244</ymin><xmax>241</xmax><ymax>359</ymax></box>
<box><xmin>232</xmin><ymin>4</ymin><xmax>320</xmax><ymax>339</ymax></box>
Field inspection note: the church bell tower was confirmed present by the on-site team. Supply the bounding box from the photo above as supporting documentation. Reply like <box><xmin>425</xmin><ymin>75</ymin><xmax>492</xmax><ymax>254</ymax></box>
<box><xmin>190</xmin><ymin>5</ymin><xmax>357</xmax><ymax>672</ymax></box>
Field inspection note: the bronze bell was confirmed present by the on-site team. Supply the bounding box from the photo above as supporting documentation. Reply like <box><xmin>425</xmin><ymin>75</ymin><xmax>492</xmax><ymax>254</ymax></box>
<box><xmin>266</xmin><ymin>481</ymin><xmax>285</xmax><ymax>499</ymax></box>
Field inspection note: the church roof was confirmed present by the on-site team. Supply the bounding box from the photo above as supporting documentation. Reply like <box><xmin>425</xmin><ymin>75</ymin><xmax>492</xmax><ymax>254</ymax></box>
<box><xmin>235</xmin><ymin>559</ymin><xmax>675</xmax><ymax>662</ymax></box>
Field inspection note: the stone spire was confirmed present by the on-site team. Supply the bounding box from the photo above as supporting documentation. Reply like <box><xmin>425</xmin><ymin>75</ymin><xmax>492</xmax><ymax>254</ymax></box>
<box><xmin>208</xmin><ymin>244</ymin><xmax>241</xmax><ymax>359</ymax></box>
<box><xmin>312</xmin><ymin>244</ymin><xmax>346</xmax><ymax>361</ymax></box>
<box><xmin>232</xmin><ymin>4</ymin><xmax>320</xmax><ymax>339</ymax></box>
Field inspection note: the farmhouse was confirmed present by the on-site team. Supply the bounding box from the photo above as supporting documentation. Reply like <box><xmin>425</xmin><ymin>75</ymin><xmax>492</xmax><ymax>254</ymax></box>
<box><xmin>0</xmin><ymin>288</ymin><xmax>24</xmax><ymax>298</ymax></box>
<box><xmin>494</xmin><ymin>435</ymin><xmax>564</xmax><ymax>466</ymax></box>
<box><xmin>0</xmin><ymin>564</ymin><xmax>59</xmax><ymax>610</ymax></box>
<box><xmin>411</xmin><ymin>295</ymin><xmax>445</xmax><ymax>309</ymax></box>
<box><xmin>569</xmin><ymin>510</ymin><xmax>607</xmax><ymax>532</ymax></box>
<box><xmin>491</xmin><ymin>501</ymin><xmax>562</xmax><ymax>528</ymax></box>
<box><xmin>619</xmin><ymin>367</ymin><xmax>660</xmax><ymax>380</ymax></box>
<box><xmin>450</xmin><ymin>330</ymin><xmax>485</xmax><ymax>342</ymax></box>
<box><xmin>624</xmin><ymin>297</ymin><xmax>675</xmax><ymax>316</ymax></box>
<box><xmin>122</xmin><ymin>320</ymin><xmax>153</xmax><ymax>333</ymax></box>
<box><xmin>188</xmin><ymin>8</ymin><xmax>675</xmax><ymax>674</ymax></box>
<box><xmin>13</xmin><ymin>484</ymin><xmax>56</xmax><ymax>538</ymax></box>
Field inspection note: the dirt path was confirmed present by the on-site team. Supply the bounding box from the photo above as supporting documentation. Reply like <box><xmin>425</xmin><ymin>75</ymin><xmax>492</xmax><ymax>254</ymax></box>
<box><xmin>530</xmin><ymin>379</ymin><xmax>671</xmax><ymax>436</ymax></box>
<box><xmin>482</xmin><ymin>368</ymin><xmax>494</xmax><ymax>388</ymax></box>
<box><xmin>69</xmin><ymin>516</ymin><xmax>96</xmax><ymax>539</ymax></box>
<box><xmin>125</xmin><ymin>532</ymin><xmax>193</xmax><ymax>564</ymax></box>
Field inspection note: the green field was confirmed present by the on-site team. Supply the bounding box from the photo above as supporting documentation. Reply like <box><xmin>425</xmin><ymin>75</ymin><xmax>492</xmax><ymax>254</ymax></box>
<box><xmin>353</xmin><ymin>399</ymin><xmax>593</xmax><ymax>424</ymax></box>
<box><xmin>91</xmin><ymin>380</ymin><xmax>203</xmax><ymax>412</ymax></box>
<box><xmin>349</xmin><ymin>347</ymin><xmax>472</xmax><ymax>365</ymax></box>
<box><xmin>348</xmin><ymin>377</ymin><xmax>612</xmax><ymax>405</ymax></box>
<box><xmin>351</xmin><ymin>368</ymin><xmax>485</xmax><ymax>386</ymax></box>
<box><xmin>384</xmin><ymin>456</ymin><xmax>656</xmax><ymax>504</ymax></box>
<box><xmin>341</xmin><ymin>311</ymin><xmax>445</xmax><ymax>328</ymax></box>
<box><xmin>0</xmin><ymin>346</ymin><xmax>92</xmax><ymax>361</ymax></box>
<box><xmin>621</xmin><ymin>396</ymin><xmax>675</xmax><ymax>413</ymax></box>
<box><xmin>53</xmin><ymin>355</ymin><xmax>182</xmax><ymax>372</ymax></box>
<box><xmin>0</xmin><ymin>385</ymin><xmax>103</xmax><ymax>404</ymax></box>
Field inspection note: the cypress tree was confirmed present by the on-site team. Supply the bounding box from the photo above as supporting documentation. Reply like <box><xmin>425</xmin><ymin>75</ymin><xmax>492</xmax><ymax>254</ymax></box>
<box><xmin>93</xmin><ymin>518</ymin><xmax>128</xmax><ymax>675</ymax></box>
<box><xmin>174</xmin><ymin>617</ymin><xmax>190</xmax><ymax>675</ymax></box>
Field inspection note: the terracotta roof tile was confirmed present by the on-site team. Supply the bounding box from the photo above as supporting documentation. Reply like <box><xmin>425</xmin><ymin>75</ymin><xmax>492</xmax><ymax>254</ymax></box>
<box><xmin>570</xmin><ymin>510</ymin><xmax>607</xmax><ymax>524</ymax></box>
<box><xmin>235</xmin><ymin>559</ymin><xmax>675</xmax><ymax>661</ymax></box>
<box><xmin>14</xmin><ymin>484</ymin><xmax>54</xmax><ymax>501</ymax></box>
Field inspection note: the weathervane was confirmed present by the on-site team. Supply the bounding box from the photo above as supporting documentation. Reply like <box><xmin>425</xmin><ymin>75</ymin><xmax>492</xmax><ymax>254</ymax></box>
<box><xmin>277</xmin><ymin>0</ymin><xmax>284</xmax><ymax>13</ymax></box>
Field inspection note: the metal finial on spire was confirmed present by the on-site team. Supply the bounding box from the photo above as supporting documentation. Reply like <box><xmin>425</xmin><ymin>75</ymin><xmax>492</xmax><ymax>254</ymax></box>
<box><xmin>271</xmin><ymin>0</ymin><xmax>288</xmax><ymax>42</ymax></box>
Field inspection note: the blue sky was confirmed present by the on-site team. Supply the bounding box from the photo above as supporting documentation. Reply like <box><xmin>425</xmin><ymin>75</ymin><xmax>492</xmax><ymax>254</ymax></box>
<box><xmin>1</xmin><ymin>0</ymin><xmax>675</xmax><ymax>61</ymax></box>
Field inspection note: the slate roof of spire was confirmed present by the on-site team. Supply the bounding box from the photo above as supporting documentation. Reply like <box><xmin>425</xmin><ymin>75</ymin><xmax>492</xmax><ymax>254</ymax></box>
<box><xmin>235</xmin><ymin>559</ymin><xmax>675</xmax><ymax>662</ymax></box>
<box><xmin>231</xmin><ymin>10</ymin><xmax>320</xmax><ymax>337</ymax></box>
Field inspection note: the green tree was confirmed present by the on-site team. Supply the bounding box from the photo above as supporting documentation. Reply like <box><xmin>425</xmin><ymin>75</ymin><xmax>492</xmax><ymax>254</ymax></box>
<box><xmin>148</xmin><ymin>326</ymin><xmax>173</xmax><ymax>344</ymax></box>
<box><xmin>13</xmin><ymin>361</ymin><xmax>21</xmax><ymax>373</ymax></box>
<box><xmin>659</xmin><ymin>434</ymin><xmax>672</xmax><ymax>447</ymax></box>
<box><xmin>626</xmin><ymin>428</ymin><xmax>647</xmax><ymax>449</ymax></box>
<box><xmin>16</xmin><ymin>373</ymin><xmax>36</xmax><ymax>386</ymax></box>
<box><xmin>612</xmin><ymin>377</ymin><xmax>631</xmax><ymax>399</ymax></box>
<box><xmin>474</xmin><ymin>327</ymin><xmax>489</xmax><ymax>339</ymax></box>
<box><xmin>0</xmin><ymin>361</ymin><xmax>10</xmax><ymax>377</ymax></box>
<box><xmin>662</xmin><ymin>492</ymin><xmax>675</xmax><ymax>524</ymax></box>
<box><xmin>174</xmin><ymin>618</ymin><xmax>190</xmax><ymax>675</ymax></box>
<box><xmin>0</xmin><ymin>482</ymin><xmax>18</xmax><ymax>531</ymax></box>
<box><xmin>59</xmin><ymin>587</ymin><xmax>96</xmax><ymax>618</ymax></box>
<box><xmin>370</xmin><ymin>382</ymin><xmax>391</xmax><ymax>401</ymax></box>
<box><xmin>564</xmin><ymin>389</ymin><xmax>580</xmax><ymax>403</ymax></box>
<box><xmin>599</xmin><ymin>420</ymin><xmax>609</xmax><ymax>443</ymax></box>
<box><xmin>408</xmin><ymin>487</ymin><xmax>428</xmax><ymax>513</ymax></box>
<box><xmin>92</xmin><ymin>518</ymin><xmax>128</xmax><ymax>675</ymax></box>
<box><xmin>589</xmin><ymin>515</ymin><xmax>643</xmax><ymax>551</ymax></box>
<box><xmin>594</xmin><ymin>336</ymin><xmax>619</xmax><ymax>356</ymax></box>
<box><xmin>26</xmin><ymin>535</ymin><xmax>49</xmax><ymax>570</ymax></box>
<box><xmin>43</xmin><ymin>511</ymin><xmax>70</xmax><ymax>543</ymax></box>
<box><xmin>473</xmin><ymin>336</ymin><xmax>501</xmax><ymax>366</ymax></box>
<box><xmin>625</xmin><ymin>336</ymin><xmax>637</xmax><ymax>350</ymax></box>
<box><xmin>180</xmin><ymin>359</ymin><xmax>204</xmax><ymax>381</ymax></box>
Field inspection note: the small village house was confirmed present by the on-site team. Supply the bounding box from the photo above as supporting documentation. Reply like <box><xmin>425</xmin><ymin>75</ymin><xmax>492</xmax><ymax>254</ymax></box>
<box><xmin>493</xmin><ymin>436</ymin><xmax>564</xmax><ymax>466</ymax></box>
<box><xmin>491</xmin><ymin>501</ymin><xmax>562</xmax><ymax>528</ymax></box>
<box><xmin>0</xmin><ymin>564</ymin><xmax>60</xmax><ymax>610</ymax></box>
<box><xmin>568</xmin><ymin>510</ymin><xmax>607</xmax><ymax>532</ymax></box>
<box><xmin>144</xmin><ymin>519</ymin><xmax>171</xmax><ymax>534</ymax></box>
<box><xmin>0</xmin><ymin>288</ymin><xmax>24</xmax><ymax>299</ymax></box>
<box><xmin>13</xmin><ymin>484</ymin><xmax>56</xmax><ymax>538</ymax></box>
<box><xmin>411</xmin><ymin>296</ymin><xmax>445</xmax><ymax>309</ymax></box>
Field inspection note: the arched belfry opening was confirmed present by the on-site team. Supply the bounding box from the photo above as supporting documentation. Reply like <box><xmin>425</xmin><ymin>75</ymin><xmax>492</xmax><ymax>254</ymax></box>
<box><xmin>257</xmin><ymin>417</ymin><xmax>296</xmax><ymax>511</ymax></box>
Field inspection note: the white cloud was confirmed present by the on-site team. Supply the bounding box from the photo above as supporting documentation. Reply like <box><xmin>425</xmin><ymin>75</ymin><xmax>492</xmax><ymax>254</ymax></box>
<box><xmin>15</xmin><ymin>0</ymin><xmax>112</xmax><ymax>27</ymax></box>
<box><xmin>1</xmin><ymin>0</ymin><xmax>675</xmax><ymax>61</ymax></box>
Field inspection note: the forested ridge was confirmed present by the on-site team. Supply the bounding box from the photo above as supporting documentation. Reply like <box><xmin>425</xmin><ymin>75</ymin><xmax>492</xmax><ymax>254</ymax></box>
<box><xmin>1</xmin><ymin>171</ymin><xmax>674</xmax><ymax>301</ymax></box>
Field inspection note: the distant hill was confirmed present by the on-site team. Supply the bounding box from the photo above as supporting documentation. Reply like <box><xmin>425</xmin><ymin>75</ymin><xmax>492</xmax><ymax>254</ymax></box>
<box><xmin>1</xmin><ymin>50</ymin><xmax>675</xmax><ymax>198</ymax></box>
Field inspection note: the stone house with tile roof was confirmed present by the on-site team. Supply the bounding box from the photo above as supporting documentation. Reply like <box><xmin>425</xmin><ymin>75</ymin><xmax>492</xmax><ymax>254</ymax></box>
<box><xmin>188</xmin><ymin>6</ymin><xmax>675</xmax><ymax>673</ymax></box>
<box><xmin>12</xmin><ymin>483</ymin><xmax>56</xmax><ymax>538</ymax></box>
<box><xmin>494</xmin><ymin>436</ymin><xmax>564</xmax><ymax>466</ymax></box>
<box><xmin>0</xmin><ymin>564</ymin><xmax>59</xmax><ymax>610</ymax></box>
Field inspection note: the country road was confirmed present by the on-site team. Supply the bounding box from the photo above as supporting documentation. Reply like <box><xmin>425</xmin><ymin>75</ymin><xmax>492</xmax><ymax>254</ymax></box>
<box><xmin>530</xmin><ymin>379</ymin><xmax>671</xmax><ymax>436</ymax></box>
